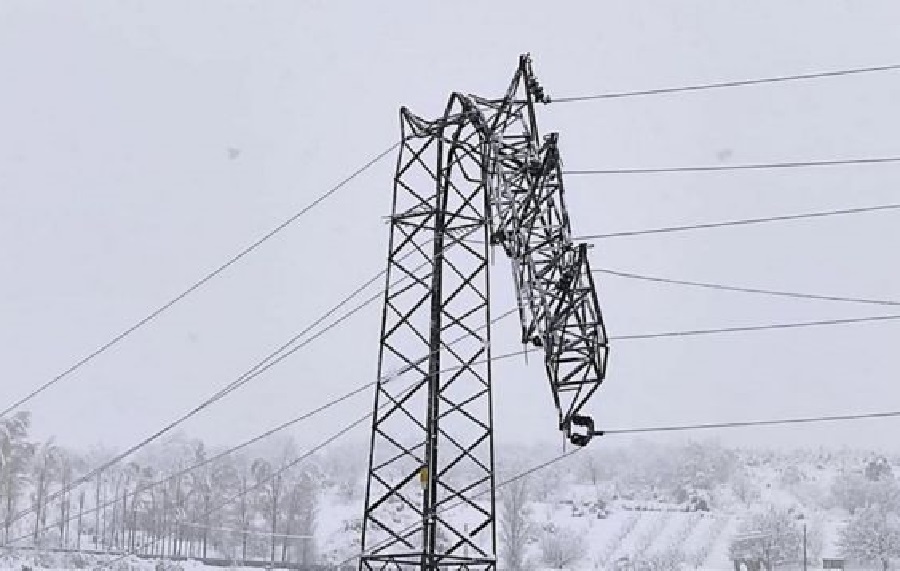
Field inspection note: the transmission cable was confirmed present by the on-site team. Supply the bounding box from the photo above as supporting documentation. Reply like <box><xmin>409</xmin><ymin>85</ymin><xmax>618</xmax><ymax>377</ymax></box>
<box><xmin>4</xmin><ymin>381</ymin><xmax>374</xmax><ymax>547</ymax></box>
<box><xmin>600</xmin><ymin>409</ymin><xmax>900</xmax><ymax>435</ymax></box>
<box><xmin>431</xmin><ymin>311</ymin><xmax>900</xmax><ymax>377</ymax></box>
<box><xmin>575</xmin><ymin>202</ymin><xmax>900</xmax><ymax>240</ymax></box>
<box><xmin>107</xmin><ymin>401</ymin><xmax>900</xmax><ymax>567</ymax></box>
<box><xmin>3</xmin><ymin>250</ymin><xmax>401</xmax><ymax>530</ymax></box>
<box><xmin>594</xmin><ymin>267</ymin><xmax>900</xmax><ymax>307</ymax></box>
<box><xmin>100</xmin><ymin>379</ymin><xmax>424</xmax><ymax>568</ymax></box>
<box><xmin>341</xmin><ymin>447</ymin><xmax>582</xmax><ymax>566</ymax></box>
<box><xmin>552</xmin><ymin>62</ymin><xmax>900</xmax><ymax>103</ymax></box>
<box><xmin>8</xmin><ymin>226</ymin><xmax>490</xmax><ymax>532</ymax></box>
<box><xmin>563</xmin><ymin>156</ymin><xmax>900</xmax><ymax>176</ymax></box>
<box><xmin>614</xmin><ymin>313</ymin><xmax>900</xmax><ymax>341</ymax></box>
<box><xmin>344</xmin><ymin>402</ymin><xmax>900</xmax><ymax>564</ymax></box>
<box><xmin>15</xmin><ymin>306</ymin><xmax>520</xmax><ymax>548</ymax></box>
<box><xmin>41</xmin><ymin>329</ymin><xmax>900</xmax><ymax>562</ymax></box>
<box><xmin>0</xmin><ymin>142</ymin><xmax>400</xmax><ymax>419</ymax></box>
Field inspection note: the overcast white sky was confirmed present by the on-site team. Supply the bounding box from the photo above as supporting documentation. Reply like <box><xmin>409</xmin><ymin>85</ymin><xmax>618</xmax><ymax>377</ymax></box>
<box><xmin>2</xmin><ymin>1</ymin><xmax>900</xmax><ymax>455</ymax></box>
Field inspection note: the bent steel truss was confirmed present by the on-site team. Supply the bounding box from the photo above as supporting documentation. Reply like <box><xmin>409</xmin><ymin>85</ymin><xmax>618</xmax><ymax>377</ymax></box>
<box><xmin>359</xmin><ymin>55</ymin><xmax>608</xmax><ymax>571</ymax></box>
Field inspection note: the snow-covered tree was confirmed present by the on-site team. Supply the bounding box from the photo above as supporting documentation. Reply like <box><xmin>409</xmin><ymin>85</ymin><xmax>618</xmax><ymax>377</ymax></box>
<box><xmin>779</xmin><ymin>465</ymin><xmax>802</xmax><ymax>487</ymax></box>
<box><xmin>866</xmin><ymin>456</ymin><xmax>894</xmax><ymax>482</ymax></box>
<box><xmin>730</xmin><ymin>506</ymin><xmax>802</xmax><ymax>571</ymax></box>
<box><xmin>731</xmin><ymin>469</ymin><xmax>762</xmax><ymax>506</ymax></box>
<box><xmin>539</xmin><ymin>527</ymin><xmax>586</xmax><ymax>569</ymax></box>
<box><xmin>831</xmin><ymin>471</ymin><xmax>900</xmax><ymax>514</ymax></box>
<box><xmin>839</xmin><ymin>506</ymin><xmax>900</xmax><ymax>571</ymax></box>
<box><xmin>0</xmin><ymin>411</ymin><xmax>34</xmax><ymax>543</ymax></box>
<box><xmin>499</xmin><ymin>473</ymin><xmax>533</xmax><ymax>571</ymax></box>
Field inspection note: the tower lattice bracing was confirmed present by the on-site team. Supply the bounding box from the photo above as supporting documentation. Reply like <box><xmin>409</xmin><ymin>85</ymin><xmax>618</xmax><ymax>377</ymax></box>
<box><xmin>359</xmin><ymin>55</ymin><xmax>608</xmax><ymax>571</ymax></box>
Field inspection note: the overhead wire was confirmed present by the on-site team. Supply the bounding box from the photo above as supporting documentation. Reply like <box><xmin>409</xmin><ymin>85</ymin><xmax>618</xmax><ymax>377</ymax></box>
<box><xmin>0</xmin><ymin>142</ymin><xmax>400</xmax><ymax>419</ymax></box>
<box><xmin>13</xmin><ymin>231</ymin><xmax>900</xmax><ymax>541</ymax></box>
<box><xmin>551</xmin><ymin>62</ymin><xmax>900</xmax><ymax>103</ymax></box>
<box><xmin>593</xmin><ymin>267</ymin><xmax>900</xmax><ymax>307</ymax></box>
<box><xmin>8</xmin><ymin>221</ymin><xmax>497</xmax><ymax>536</ymax></box>
<box><xmin>562</xmin><ymin>156</ymin><xmax>900</xmax><ymax>175</ymax></box>
<box><xmin>3</xmin><ymin>245</ymin><xmax>409</xmax><ymax>530</ymax></box>
<box><xmin>600</xmin><ymin>410</ymin><xmax>900</xmax><ymax>435</ymax></box>
<box><xmin>20</xmin><ymin>55</ymin><xmax>900</xmax><ymax>564</ymax></box>
<box><xmin>100</xmin><ymin>378</ymin><xmax>426</xmax><ymax>568</ymax></box>
<box><xmin>30</xmin><ymin>305</ymin><xmax>900</xmax><ymax>559</ymax></box>
<box><xmin>3</xmin><ymin>381</ymin><xmax>375</xmax><ymax>546</ymax></box>
<box><xmin>424</xmin><ymin>311</ymin><xmax>900</xmax><ymax>376</ymax></box>
<box><xmin>613</xmin><ymin>313</ymin><xmax>900</xmax><ymax>341</ymax></box>
<box><xmin>11</xmin><ymin>59</ymin><xmax>900</xmax><ymax>418</ymax></box>
<box><xmin>12</xmin><ymin>305</ymin><xmax>521</xmax><ymax>548</ymax></box>
<box><xmin>342</xmin><ymin>405</ymin><xmax>900</xmax><ymax>565</ymax></box>
<box><xmin>340</xmin><ymin>447</ymin><xmax>583</xmax><ymax>566</ymax></box>
<box><xmin>574</xmin><ymin>202</ymin><xmax>900</xmax><ymax>240</ymax></box>
<box><xmin>103</xmin><ymin>399</ymin><xmax>900</xmax><ymax>567</ymax></box>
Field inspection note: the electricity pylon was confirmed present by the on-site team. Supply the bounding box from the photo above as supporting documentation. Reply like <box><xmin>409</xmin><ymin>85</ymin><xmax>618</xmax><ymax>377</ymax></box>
<box><xmin>359</xmin><ymin>54</ymin><xmax>609</xmax><ymax>571</ymax></box>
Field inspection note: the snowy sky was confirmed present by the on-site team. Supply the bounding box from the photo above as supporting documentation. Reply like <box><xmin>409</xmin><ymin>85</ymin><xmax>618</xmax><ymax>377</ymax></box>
<box><xmin>2</xmin><ymin>1</ymin><xmax>900</xmax><ymax>455</ymax></box>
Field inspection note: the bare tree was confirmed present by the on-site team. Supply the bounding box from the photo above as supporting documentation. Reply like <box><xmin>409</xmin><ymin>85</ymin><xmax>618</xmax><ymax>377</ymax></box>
<box><xmin>283</xmin><ymin>470</ymin><xmax>319</xmax><ymax>565</ymax></box>
<box><xmin>229</xmin><ymin>456</ymin><xmax>254</xmax><ymax>561</ymax></box>
<box><xmin>499</xmin><ymin>473</ymin><xmax>533</xmax><ymax>571</ymax></box>
<box><xmin>30</xmin><ymin>439</ymin><xmax>60</xmax><ymax>546</ymax></box>
<box><xmin>1</xmin><ymin>411</ymin><xmax>34</xmax><ymax>543</ymax></box>
<box><xmin>252</xmin><ymin>457</ymin><xmax>283</xmax><ymax>563</ymax></box>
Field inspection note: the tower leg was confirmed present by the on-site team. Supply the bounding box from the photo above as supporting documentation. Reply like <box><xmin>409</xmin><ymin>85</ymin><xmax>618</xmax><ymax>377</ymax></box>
<box><xmin>359</xmin><ymin>98</ymin><xmax>496</xmax><ymax>571</ymax></box>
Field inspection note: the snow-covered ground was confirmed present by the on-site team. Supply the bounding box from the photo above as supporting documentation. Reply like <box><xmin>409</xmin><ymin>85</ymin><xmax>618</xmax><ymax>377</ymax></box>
<box><xmin>3</xmin><ymin>447</ymin><xmax>891</xmax><ymax>570</ymax></box>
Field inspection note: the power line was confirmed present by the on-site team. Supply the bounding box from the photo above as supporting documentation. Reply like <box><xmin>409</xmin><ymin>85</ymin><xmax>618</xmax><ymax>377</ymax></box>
<box><xmin>4</xmin><ymin>382</ymin><xmax>375</xmax><ymax>547</ymax></box>
<box><xmin>179</xmin><ymin>522</ymin><xmax>313</xmax><ymax>540</ymax></box>
<box><xmin>600</xmin><ymin>410</ymin><xmax>900</xmax><ymax>435</ymax></box>
<box><xmin>13</xmin><ymin>305</ymin><xmax>520</xmax><ymax>547</ymax></box>
<box><xmin>3</xmin><ymin>256</ymin><xmax>397</xmax><ymax>530</ymax></box>
<box><xmin>27</xmin><ymin>313</ymin><xmax>900</xmax><ymax>560</ymax></box>
<box><xmin>101</xmin><ymin>412</ymin><xmax>367</xmax><ymax>567</ymax></box>
<box><xmin>205</xmin><ymin>415</ymin><xmax>372</xmax><ymax>519</ymax></box>
<box><xmin>97</xmin><ymin>314</ymin><xmax>900</xmax><ymax>564</ymax></box>
<box><xmin>341</xmin><ymin>448</ymin><xmax>582</xmax><ymax>566</ymax></box>
<box><xmin>13</xmin><ymin>394</ymin><xmax>376</xmax><ymax>551</ymax></box>
<box><xmin>66</xmin><ymin>404</ymin><xmax>900</xmax><ymax>567</ymax></box>
<box><xmin>613</xmin><ymin>313</ymin><xmax>900</xmax><ymax>341</ymax></box>
<box><xmin>17</xmin><ymin>254</ymin><xmax>900</xmax><ymax>550</ymax></box>
<box><xmin>575</xmin><ymin>202</ymin><xmax>900</xmax><ymax>240</ymax></box>
<box><xmin>551</xmin><ymin>62</ymin><xmax>900</xmax><ymax>103</ymax></box>
<box><xmin>0</xmin><ymin>142</ymin><xmax>400</xmax><ymax>419</ymax></box>
<box><xmin>562</xmin><ymin>156</ymin><xmax>900</xmax><ymax>175</ymax></box>
<box><xmin>344</xmin><ymin>404</ymin><xmax>900</xmax><ymax>565</ymax></box>
<box><xmin>594</xmin><ymin>267</ymin><xmax>900</xmax><ymax>307</ymax></box>
<box><xmin>85</xmin><ymin>326</ymin><xmax>525</xmax><ymax>564</ymax></box>
<box><xmin>10</xmin><ymin>226</ymin><xmax>488</xmax><ymax>534</ymax></box>
<box><xmin>100</xmin><ymin>382</ymin><xmax>422</xmax><ymax>568</ymax></box>
<box><xmin>399</xmin><ymin>312</ymin><xmax>900</xmax><ymax>385</ymax></box>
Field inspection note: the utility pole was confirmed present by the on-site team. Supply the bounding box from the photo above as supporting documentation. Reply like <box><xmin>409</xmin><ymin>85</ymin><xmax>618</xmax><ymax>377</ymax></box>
<box><xmin>803</xmin><ymin>520</ymin><xmax>807</xmax><ymax>571</ymax></box>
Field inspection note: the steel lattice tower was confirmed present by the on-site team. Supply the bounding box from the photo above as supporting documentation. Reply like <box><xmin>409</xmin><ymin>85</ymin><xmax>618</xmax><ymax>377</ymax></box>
<box><xmin>359</xmin><ymin>55</ymin><xmax>609</xmax><ymax>571</ymax></box>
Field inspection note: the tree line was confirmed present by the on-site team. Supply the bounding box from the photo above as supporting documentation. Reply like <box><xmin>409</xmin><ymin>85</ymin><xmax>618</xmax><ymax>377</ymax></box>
<box><xmin>0</xmin><ymin>412</ymin><xmax>324</xmax><ymax>566</ymax></box>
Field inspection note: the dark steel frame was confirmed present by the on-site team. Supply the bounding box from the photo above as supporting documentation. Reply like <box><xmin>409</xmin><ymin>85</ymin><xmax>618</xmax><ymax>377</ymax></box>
<box><xmin>359</xmin><ymin>55</ymin><xmax>609</xmax><ymax>571</ymax></box>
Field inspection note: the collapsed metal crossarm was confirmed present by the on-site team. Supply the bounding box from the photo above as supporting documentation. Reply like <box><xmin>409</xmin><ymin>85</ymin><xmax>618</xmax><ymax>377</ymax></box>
<box><xmin>359</xmin><ymin>55</ymin><xmax>608</xmax><ymax>571</ymax></box>
<box><xmin>479</xmin><ymin>55</ymin><xmax>609</xmax><ymax>446</ymax></box>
